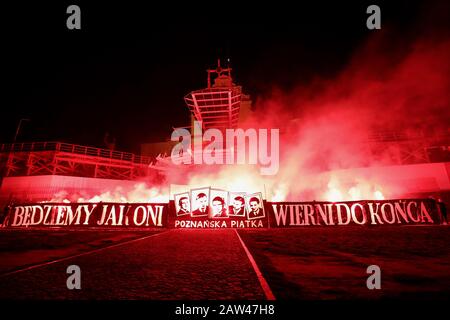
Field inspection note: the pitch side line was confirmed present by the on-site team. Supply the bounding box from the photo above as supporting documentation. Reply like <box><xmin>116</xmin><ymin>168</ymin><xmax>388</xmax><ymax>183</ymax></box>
<box><xmin>234</xmin><ymin>229</ymin><xmax>276</xmax><ymax>300</ymax></box>
<box><xmin>0</xmin><ymin>230</ymin><xmax>171</xmax><ymax>278</ymax></box>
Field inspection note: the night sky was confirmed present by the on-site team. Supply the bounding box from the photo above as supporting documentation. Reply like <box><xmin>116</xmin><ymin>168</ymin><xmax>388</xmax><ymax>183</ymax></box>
<box><xmin>2</xmin><ymin>1</ymin><xmax>434</xmax><ymax>153</ymax></box>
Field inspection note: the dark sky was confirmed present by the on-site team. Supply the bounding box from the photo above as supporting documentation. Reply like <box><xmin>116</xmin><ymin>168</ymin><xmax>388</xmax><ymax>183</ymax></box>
<box><xmin>2</xmin><ymin>1</ymin><xmax>429</xmax><ymax>153</ymax></box>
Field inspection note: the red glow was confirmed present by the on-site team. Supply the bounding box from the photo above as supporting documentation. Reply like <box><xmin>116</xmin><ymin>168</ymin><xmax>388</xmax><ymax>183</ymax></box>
<box><xmin>9</xmin><ymin>34</ymin><xmax>449</xmax><ymax>204</ymax></box>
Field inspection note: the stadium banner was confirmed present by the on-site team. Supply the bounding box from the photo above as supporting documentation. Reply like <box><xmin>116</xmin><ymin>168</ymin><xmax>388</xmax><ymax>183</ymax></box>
<box><xmin>269</xmin><ymin>199</ymin><xmax>440</xmax><ymax>227</ymax></box>
<box><xmin>3</xmin><ymin>198</ymin><xmax>440</xmax><ymax>229</ymax></box>
<box><xmin>168</xmin><ymin>201</ymin><xmax>269</xmax><ymax>229</ymax></box>
<box><xmin>169</xmin><ymin>187</ymin><xmax>269</xmax><ymax>228</ymax></box>
<box><xmin>6</xmin><ymin>203</ymin><xmax>168</xmax><ymax>228</ymax></box>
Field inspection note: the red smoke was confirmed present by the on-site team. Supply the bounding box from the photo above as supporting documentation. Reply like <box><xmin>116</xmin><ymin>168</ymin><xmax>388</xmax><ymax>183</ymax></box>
<box><xmin>177</xmin><ymin>24</ymin><xmax>450</xmax><ymax>201</ymax></box>
<box><xmin>243</xmin><ymin>31</ymin><xmax>450</xmax><ymax>200</ymax></box>
<box><xmin>48</xmin><ymin>10</ymin><xmax>450</xmax><ymax>203</ymax></box>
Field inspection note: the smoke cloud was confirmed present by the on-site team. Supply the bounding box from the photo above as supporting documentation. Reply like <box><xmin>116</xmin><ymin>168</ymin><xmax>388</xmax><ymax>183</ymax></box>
<box><xmin>181</xmin><ymin>26</ymin><xmax>450</xmax><ymax>201</ymax></box>
<box><xmin>48</xmin><ymin>6</ymin><xmax>450</xmax><ymax>203</ymax></box>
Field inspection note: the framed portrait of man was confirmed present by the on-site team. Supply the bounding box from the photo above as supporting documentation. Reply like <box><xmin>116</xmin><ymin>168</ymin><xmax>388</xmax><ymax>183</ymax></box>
<box><xmin>174</xmin><ymin>192</ymin><xmax>191</xmax><ymax>217</ymax></box>
<box><xmin>190</xmin><ymin>187</ymin><xmax>210</xmax><ymax>217</ymax></box>
<box><xmin>245</xmin><ymin>192</ymin><xmax>266</xmax><ymax>220</ymax></box>
<box><xmin>209</xmin><ymin>189</ymin><xmax>229</xmax><ymax>218</ymax></box>
<box><xmin>228</xmin><ymin>192</ymin><xmax>247</xmax><ymax>217</ymax></box>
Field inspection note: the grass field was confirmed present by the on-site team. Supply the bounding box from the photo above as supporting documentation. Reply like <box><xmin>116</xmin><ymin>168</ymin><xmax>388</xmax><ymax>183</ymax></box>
<box><xmin>0</xmin><ymin>226</ymin><xmax>449</xmax><ymax>300</ymax></box>
<box><xmin>238</xmin><ymin>226</ymin><xmax>450</xmax><ymax>299</ymax></box>
<box><xmin>0</xmin><ymin>229</ymin><xmax>159</xmax><ymax>274</ymax></box>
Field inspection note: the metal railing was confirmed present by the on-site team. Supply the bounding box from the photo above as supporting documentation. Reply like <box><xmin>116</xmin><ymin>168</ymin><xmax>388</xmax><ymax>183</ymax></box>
<box><xmin>0</xmin><ymin>142</ymin><xmax>156</xmax><ymax>165</ymax></box>
<box><xmin>367</xmin><ymin>129</ymin><xmax>450</xmax><ymax>143</ymax></box>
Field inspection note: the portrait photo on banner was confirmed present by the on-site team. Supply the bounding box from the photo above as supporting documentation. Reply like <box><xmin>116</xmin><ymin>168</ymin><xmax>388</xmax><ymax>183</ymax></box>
<box><xmin>245</xmin><ymin>192</ymin><xmax>266</xmax><ymax>220</ymax></box>
<box><xmin>190</xmin><ymin>187</ymin><xmax>210</xmax><ymax>217</ymax></box>
<box><xmin>228</xmin><ymin>192</ymin><xmax>247</xmax><ymax>217</ymax></box>
<box><xmin>209</xmin><ymin>189</ymin><xmax>229</xmax><ymax>218</ymax></box>
<box><xmin>174</xmin><ymin>192</ymin><xmax>191</xmax><ymax>217</ymax></box>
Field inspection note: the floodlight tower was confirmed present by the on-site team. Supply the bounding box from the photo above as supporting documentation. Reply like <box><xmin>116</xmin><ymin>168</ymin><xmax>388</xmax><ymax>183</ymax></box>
<box><xmin>184</xmin><ymin>59</ymin><xmax>246</xmax><ymax>132</ymax></box>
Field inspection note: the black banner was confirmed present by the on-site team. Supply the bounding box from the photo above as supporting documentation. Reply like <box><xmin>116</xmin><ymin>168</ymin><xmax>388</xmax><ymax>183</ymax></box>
<box><xmin>3</xmin><ymin>198</ymin><xmax>440</xmax><ymax>229</ymax></box>
<box><xmin>268</xmin><ymin>199</ymin><xmax>440</xmax><ymax>227</ymax></box>
<box><xmin>6</xmin><ymin>203</ymin><xmax>168</xmax><ymax>228</ymax></box>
